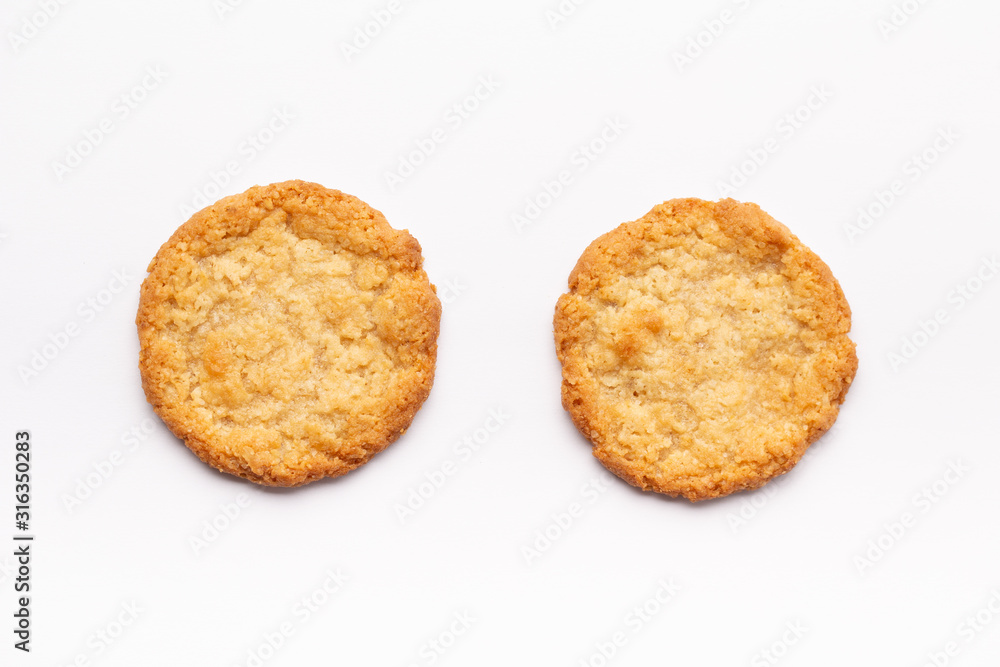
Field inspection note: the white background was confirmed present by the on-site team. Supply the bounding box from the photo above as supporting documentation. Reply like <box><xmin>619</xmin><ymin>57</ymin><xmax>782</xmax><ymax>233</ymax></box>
<box><xmin>2</xmin><ymin>0</ymin><xmax>999</xmax><ymax>665</ymax></box>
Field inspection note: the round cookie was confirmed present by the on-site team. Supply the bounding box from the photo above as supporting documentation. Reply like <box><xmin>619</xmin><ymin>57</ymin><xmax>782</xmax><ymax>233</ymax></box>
<box><xmin>554</xmin><ymin>198</ymin><xmax>857</xmax><ymax>501</ymax></box>
<box><xmin>137</xmin><ymin>180</ymin><xmax>441</xmax><ymax>486</ymax></box>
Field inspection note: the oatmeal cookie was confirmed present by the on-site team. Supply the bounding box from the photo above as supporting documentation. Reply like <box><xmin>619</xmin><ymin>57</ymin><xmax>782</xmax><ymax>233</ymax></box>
<box><xmin>554</xmin><ymin>198</ymin><xmax>856</xmax><ymax>501</ymax></box>
<box><xmin>137</xmin><ymin>180</ymin><xmax>441</xmax><ymax>486</ymax></box>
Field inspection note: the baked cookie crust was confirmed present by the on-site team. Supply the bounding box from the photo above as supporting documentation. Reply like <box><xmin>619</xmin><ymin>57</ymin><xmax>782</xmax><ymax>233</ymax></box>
<box><xmin>137</xmin><ymin>180</ymin><xmax>441</xmax><ymax>486</ymax></box>
<box><xmin>554</xmin><ymin>198</ymin><xmax>857</xmax><ymax>501</ymax></box>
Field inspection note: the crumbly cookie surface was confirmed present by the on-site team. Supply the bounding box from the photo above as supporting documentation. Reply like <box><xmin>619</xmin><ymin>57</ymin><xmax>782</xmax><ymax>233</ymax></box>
<box><xmin>554</xmin><ymin>199</ymin><xmax>857</xmax><ymax>501</ymax></box>
<box><xmin>137</xmin><ymin>181</ymin><xmax>441</xmax><ymax>486</ymax></box>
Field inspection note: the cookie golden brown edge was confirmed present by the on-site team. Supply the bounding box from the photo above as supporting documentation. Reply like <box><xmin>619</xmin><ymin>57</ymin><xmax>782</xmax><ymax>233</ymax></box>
<box><xmin>554</xmin><ymin>198</ymin><xmax>857</xmax><ymax>501</ymax></box>
<box><xmin>137</xmin><ymin>180</ymin><xmax>441</xmax><ymax>486</ymax></box>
